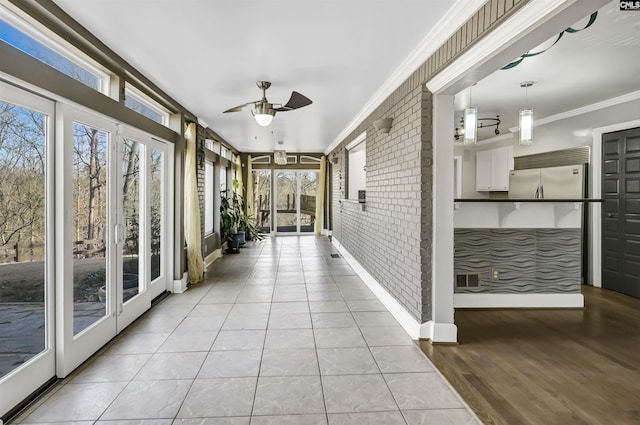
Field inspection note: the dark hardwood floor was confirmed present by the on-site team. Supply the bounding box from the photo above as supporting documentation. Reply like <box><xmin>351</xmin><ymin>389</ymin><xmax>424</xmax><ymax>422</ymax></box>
<box><xmin>419</xmin><ymin>286</ymin><xmax>640</xmax><ymax>425</ymax></box>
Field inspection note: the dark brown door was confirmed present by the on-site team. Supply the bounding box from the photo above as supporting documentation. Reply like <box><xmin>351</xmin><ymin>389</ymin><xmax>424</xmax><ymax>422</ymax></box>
<box><xmin>602</xmin><ymin>127</ymin><xmax>640</xmax><ymax>298</ymax></box>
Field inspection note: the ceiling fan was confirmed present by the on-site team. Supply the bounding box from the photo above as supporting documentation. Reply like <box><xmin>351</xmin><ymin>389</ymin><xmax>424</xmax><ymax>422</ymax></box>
<box><xmin>223</xmin><ymin>81</ymin><xmax>312</xmax><ymax>126</ymax></box>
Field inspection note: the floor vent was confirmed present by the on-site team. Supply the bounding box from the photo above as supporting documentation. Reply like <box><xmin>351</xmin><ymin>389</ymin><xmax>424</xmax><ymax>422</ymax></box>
<box><xmin>330</xmin><ymin>253</ymin><xmax>341</xmax><ymax>258</ymax></box>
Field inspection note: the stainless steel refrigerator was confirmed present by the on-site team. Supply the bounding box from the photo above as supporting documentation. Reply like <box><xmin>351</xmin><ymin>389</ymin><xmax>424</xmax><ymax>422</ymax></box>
<box><xmin>508</xmin><ymin>164</ymin><xmax>586</xmax><ymax>199</ymax></box>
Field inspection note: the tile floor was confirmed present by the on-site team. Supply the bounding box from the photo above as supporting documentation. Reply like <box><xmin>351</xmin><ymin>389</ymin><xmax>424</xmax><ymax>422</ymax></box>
<box><xmin>12</xmin><ymin>236</ymin><xmax>479</xmax><ymax>425</ymax></box>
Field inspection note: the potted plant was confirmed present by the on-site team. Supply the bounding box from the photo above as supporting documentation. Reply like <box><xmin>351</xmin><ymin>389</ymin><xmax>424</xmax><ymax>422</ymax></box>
<box><xmin>220</xmin><ymin>180</ymin><xmax>264</xmax><ymax>253</ymax></box>
<box><xmin>220</xmin><ymin>190</ymin><xmax>241</xmax><ymax>253</ymax></box>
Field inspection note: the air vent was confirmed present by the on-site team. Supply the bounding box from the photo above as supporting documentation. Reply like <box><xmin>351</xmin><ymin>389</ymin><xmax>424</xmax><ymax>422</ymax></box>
<box><xmin>455</xmin><ymin>274</ymin><xmax>480</xmax><ymax>288</ymax></box>
<box><xmin>514</xmin><ymin>146</ymin><xmax>590</xmax><ymax>170</ymax></box>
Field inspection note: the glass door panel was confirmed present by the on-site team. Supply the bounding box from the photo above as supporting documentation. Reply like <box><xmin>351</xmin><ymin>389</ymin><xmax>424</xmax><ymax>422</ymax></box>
<box><xmin>0</xmin><ymin>84</ymin><xmax>55</xmax><ymax>418</ymax></box>
<box><xmin>300</xmin><ymin>171</ymin><xmax>318</xmax><ymax>233</ymax></box>
<box><xmin>253</xmin><ymin>169</ymin><xmax>271</xmax><ymax>232</ymax></box>
<box><xmin>276</xmin><ymin>171</ymin><xmax>297</xmax><ymax>233</ymax></box>
<box><xmin>150</xmin><ymin>148</ymin><xmax>163</xmax><ymax>283</ymax></box>
<box><xmin>275</xmin><ymin>171</ymin><xmax>318</xmax><ymax>234</ymax></box>
<box><xmin>72</xmin><ymin>122</ymin><xmax>109</xmax><ymax>335</ymax></box>
<box><xmin>121</xmin><ymin>138</ymin><xmax>141</xmax><ymax>304</ymax></box>
<box><xmin>59</xmin><ymin>106</ymin><xmax>117</xmax><ymax>377</ymax></box>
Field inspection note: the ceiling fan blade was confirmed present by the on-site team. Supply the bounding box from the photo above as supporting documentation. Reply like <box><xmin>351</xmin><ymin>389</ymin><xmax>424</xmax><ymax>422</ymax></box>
<box><xmin>223</xmin><ymin>100</ymin><xmax>259</xmax><ymax>113</ymax></box>
<box><xmin>274</xmin><ymin>91</ymin><xmax>312</xmax><ymax>112</ymax></box>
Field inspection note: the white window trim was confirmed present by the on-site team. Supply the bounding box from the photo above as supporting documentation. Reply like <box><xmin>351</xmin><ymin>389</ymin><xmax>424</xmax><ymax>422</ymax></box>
<box><xmin>124</xmin><ymin>85</ymin><xmax>171</xmax><ymax>127</ymax></box>
<box><xmin>204</xmin><ymin>159</ymin><xmax>215</xmax><ymax>236</ymax></box>
<box><xmin>0</xmin><ymin>5</ymin><xmax>111</xmax><ymax>96</ymax></box>
<box><xmin>346</xmin><ymin>132</ymin><xmax>367</xmax><ymax>201</ymax></box>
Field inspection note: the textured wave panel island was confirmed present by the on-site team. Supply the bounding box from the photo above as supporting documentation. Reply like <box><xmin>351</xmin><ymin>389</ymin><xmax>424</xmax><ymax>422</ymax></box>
<box><xmin>454</xmin><ymin>228</ymin><xmax>581</xmax><ymax>294</ymax></box>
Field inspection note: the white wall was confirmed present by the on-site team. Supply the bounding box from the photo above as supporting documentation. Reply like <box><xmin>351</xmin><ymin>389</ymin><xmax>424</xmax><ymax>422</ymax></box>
<box><xmin>456</xmin><ymin>97</ymin><xmax>640</xmax><ymax>198</ymax></box>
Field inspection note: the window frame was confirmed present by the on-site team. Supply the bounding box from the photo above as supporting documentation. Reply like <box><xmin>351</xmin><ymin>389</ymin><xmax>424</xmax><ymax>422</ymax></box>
<box><xmin>204</xmin><ymin>158</ymin><xmax>215</xmax><ymax>236</ymax></box>
<box><xmin>124</xmin><ymin>85</ymin><xmax>171</xmax><ymax>127</ymax></box>
<box><xmin>346</xmin><ymin>132</ymin><xmax>367</xmax><ymax>201</ymax></box>
<box><xmin>0</xmin><ymin>5</ymin><xmax>111</xmax><ymax>95</ymax></box>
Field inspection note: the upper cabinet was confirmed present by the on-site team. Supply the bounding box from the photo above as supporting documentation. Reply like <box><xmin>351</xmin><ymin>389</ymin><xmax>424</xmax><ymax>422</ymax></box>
<box><xmin>476</xmin><ymin>146</ymin><xmax>513</xmax><ymax>191</ymax></box>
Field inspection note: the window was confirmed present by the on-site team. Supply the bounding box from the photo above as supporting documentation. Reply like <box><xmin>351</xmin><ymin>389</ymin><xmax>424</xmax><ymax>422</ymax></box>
<box><xmin>220</xmin><ymin>165</ymin><xmax>227</xmax><ymax>193</ymax></box>
<box><xmin>204</xmin><ymin>159</ymin><xmax>214</xmax><ymax>235</ymax></box>
<box><xmin>0</xmin><ymin>7</ymin><xmax>109</xmax><ymax>93</ymax></box>
<box><xmin>347</xmin><ymin>132</ymin><xmax>366</xmax><ymax>200</ymax></box>
<box><xmin>300</xmin><ymin>155</ymin><xmax>321</xmax><ymax>164</ymax></box>
<box><xmin>251</xmin><ymin>155</ymin><xmax>271</xmax><ymax>165</ymax></box>
<box><xmin>124</xmin><ymin>86</ymin><xmax>170</xmax><ymax>126</ymax></box>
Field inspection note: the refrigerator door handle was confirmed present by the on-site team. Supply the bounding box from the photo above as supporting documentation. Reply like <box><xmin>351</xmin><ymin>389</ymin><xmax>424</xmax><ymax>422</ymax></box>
<box><xmin>534</xmin><ymin>185</ymin><xmax>539</xmax><ymax>199</ymax></box>
<box><xmin>540</xmin><ymin>185</ymin><xmax>544</xmax><ymax>199</ymax></box>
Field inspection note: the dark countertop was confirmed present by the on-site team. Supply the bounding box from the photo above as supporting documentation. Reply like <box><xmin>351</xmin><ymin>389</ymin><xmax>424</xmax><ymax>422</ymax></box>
<box><xmin>454</xmin><ymin>198</ymin><xmax>603</xmax><ymax>203</ymax></box>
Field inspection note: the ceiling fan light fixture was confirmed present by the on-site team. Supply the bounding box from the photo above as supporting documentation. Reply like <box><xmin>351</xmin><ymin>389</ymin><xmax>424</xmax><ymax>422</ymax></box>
<box><xmin>251</xmin><ymin>105</ymin><xmax>275</xmax><ymax>127</ymax></box>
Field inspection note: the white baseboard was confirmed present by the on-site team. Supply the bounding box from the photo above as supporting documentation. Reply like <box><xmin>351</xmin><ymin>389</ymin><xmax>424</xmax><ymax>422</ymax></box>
<box><xmin>420</xmin><ymin>321</ymin><xmax>458</xmax><ymax>343</ymax></box>
<box><xmin>332</xmin><ymin>236</ymin><xmax>421</xmax><ymax>339</ymax></box>
<box><xmin>454</xmin><ymin>293</ymin><xmax>584</xmax><ymax>308</ymax></box>
<box><xmin>172</xmin><ymin>272</ymin><xmax>188</xmax><ymax>293</ymax></box>
<box><xmin>332</xmin><ymin>236</ymin><xmax>459</xmax><ymax>342</ymax></box>
<box><xmin>205</xmin><ymin>248</ymin><xmax>222</xmax><ymax>268</ymax></box>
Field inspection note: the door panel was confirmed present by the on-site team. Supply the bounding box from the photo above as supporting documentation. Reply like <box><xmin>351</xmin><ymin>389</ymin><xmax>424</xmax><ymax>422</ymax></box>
<box><xmin>72</xmin><ymin>121</ymin><xmax>110</xmax><ymax>335</ymax></box>
<box><xmin>252</xmin><ymin>169</ymin><xmax>271</xmax><ymax>233</ymax></box>
<box><xmin>275</xmin><ymin>170</ymin><xmax>318</xmax><ymax>234</ymax></box>
<box><xmin>276</xmin><ymin>171</ymin><xmax>297</xmax><ymax>233</ymax></box>
<box><xmin>0</xmin><ymin>84</ymin><xmax>55</xmax><ymax>418</ymax></box>
<box><xmin>602</xmin><ymin>127</ymin><xmax>640</xmax><ymax>298</ymax></box>
<box><xmin>299</xmin><ymin>171</ymin><xmax>318</xmax><ymax>233</ymax></box>
<box><xmin>58</xmin><ymin>106</ymin><xmax>117</xmax><ymax>376</ymax></box>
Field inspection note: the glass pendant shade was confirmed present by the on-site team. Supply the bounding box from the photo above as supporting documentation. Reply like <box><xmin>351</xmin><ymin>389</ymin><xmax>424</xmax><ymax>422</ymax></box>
<box><xmin>463</xmin><ymin>107</ymin><xmax>477</xmax><ymax>145</ymax></box>
<box><xmin>519</xmin><ymin>108</ymin><xmax>533</xmax><ymax>146</ymax></box>
<box><xmin>254</xmin><ymin>113</ymin><xmax>273</xmax><ymax>127</ymax></box>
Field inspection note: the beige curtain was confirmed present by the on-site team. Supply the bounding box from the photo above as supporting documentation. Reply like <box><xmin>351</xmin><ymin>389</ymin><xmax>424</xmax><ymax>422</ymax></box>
<box><xmin>315</xmin><ymin>155</ymin><xmax>326</xmax><ymax>235</ymax></box>
<box><xmin>246</xmin><ymin>155</ymin><xmax>254</xmax><ymax>217</ymax></box>
<box><xmin>184</xmin><ymin>123</ymin><xmax>204</xmax><ymax>284</ymax></box>
<box><xmin>234</xmin><ymin>155</ymin><xmax>243</xmax><ymax>196</ymax></box>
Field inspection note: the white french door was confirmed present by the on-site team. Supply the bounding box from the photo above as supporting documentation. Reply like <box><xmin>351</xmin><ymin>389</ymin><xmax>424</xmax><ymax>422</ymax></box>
<box><xmin>57</xmin><ymin>105</ymin><xmax>172</xmax><ymax>375</ymax></box>
<box><xmin>0</xmin><ymin>83</ymin><xmax>56</xmax><ymax>418</ymax></box>
<box><xmin>275</xmin><ymin>170</ymin><xmax>318</xmax><ymax>234</ymax></box>
<box><xmin>0</xmin><ymin>83</ymin><xmax>174</xmax><ymax>417</ymax></box>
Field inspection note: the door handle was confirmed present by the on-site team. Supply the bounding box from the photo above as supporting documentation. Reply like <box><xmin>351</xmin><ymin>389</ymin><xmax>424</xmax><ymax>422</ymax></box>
<box><xmin>607</xmin><ymin>213</ymin><xmax>613</xmax><ymax>218</ymax></box>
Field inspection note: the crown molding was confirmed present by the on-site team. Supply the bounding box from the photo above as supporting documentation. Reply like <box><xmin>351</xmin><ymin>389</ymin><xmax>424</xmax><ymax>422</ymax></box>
<box><xmin>325</xmin><ymin>0</ymin><xmax>487</xmax><ymax>154</ymax></box>
<box><xmin>427</xmin><ymin>0</ymin><xmax>579</xmax><ymax>95</ymax></box>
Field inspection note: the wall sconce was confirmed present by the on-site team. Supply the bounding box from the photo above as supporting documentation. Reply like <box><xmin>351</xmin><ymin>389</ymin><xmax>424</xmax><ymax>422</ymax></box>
<box><xmin>519</xmin><ymin>81</ymin><xmax>534</xmax><ymax>146</ymax></box>
<box><xmin>373</xmin><ymin>117</ymin><xmax>393</xmax><ymax>134</ymax></box>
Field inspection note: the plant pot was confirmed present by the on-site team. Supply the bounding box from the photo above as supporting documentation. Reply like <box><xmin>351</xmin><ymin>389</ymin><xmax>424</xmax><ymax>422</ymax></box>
<box><xmin>226</xmin><ymin>238</ymin><xmax>241</xmax><ymax>254</ymax></box>
<box><xmin>236</xmin><ymin>230</ymin><xmax>246</xmax><ymax>245</ymax></box>
<box><xmin>98</xmin><ymin>273</ymin><xmax>139</xmax><ymax>303</ymax></box>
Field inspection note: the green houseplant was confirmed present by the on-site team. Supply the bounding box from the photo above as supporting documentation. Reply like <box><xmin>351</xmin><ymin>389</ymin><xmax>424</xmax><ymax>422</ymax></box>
<box><xmin>220</xmin><ymin>180</ymin><xmax>263</xmax><ymax>253</ymax></box>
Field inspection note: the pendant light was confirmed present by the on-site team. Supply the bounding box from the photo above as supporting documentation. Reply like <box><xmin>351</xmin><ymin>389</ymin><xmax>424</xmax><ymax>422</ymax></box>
<box><xmin>463</xmin><ymin>85</ymin><xmax>477</xmax><ymax>145</ymax></box>
<box><xmin>519</xmin><ymin>81</ymin><xmax>534</xmax><ymax>146</ymax></box>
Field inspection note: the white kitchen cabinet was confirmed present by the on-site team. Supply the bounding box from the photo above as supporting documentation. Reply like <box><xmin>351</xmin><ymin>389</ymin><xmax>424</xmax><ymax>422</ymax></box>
<box><xmin>476</xmin><ymin>146</ymin><xmax>513</xmax><ymax>191</ymax></box>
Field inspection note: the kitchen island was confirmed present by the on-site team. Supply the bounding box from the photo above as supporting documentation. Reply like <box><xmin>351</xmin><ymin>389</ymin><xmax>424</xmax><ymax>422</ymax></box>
<box><xmin>453</xmin><ymin>199</ymin><xmax>601</xmax><ymax>308</ymax></box>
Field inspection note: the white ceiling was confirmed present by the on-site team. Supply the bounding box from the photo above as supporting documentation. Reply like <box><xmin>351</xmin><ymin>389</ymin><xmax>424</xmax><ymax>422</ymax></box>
<box><xmin>52</xmin><ymin>0</ymin><xmax>457</xmax><ymax>153</ymax></box>
<box><xmin>454</xmin><ymin>0</ymin><xmax>640</xmax><ymax>143</ymax></box>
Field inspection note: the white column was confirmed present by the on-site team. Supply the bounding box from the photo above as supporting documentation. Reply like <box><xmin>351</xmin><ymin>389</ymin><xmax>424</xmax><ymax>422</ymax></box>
<box><xmin>421</xmin><ymin>93</ymin><xmax>457</xmax><ymax>343</ymax></box>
